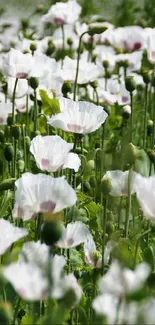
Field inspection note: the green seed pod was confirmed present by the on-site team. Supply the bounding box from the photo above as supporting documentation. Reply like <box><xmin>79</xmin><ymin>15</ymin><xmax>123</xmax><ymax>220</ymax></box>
<box><xmin>41</xmin><ymin>221</ymin><xmax>63</xmax><ymax>246</ymax></box>
<box><xmin>101</xmin><ymin>177</ymin><xmax>112</xmax><ymax>196</ymax></box>
<box><xmin>125</xmin><ymin>76</ymin><xmax>136</xmax><ymax>92</ymax></box>
<box><xmin>0</xmin><ymin>178</ymin><xmax>16</xmax><ymax>191</ymax></box>
<box><xmin>147</xmin><ymin>120</ymin><xmax>154</xmax><ymax>136</ymax></box>
<box><xmin>61</xmin><ymin>81</ymin><xmax>72</xmax><ymax>96</ymax></box>
<box><xmin>30</xmin><ymin>42</ymin><xmax>37</xmax><ymax>52</ymax></box>
<box><xmin>17</xmin><ymin>159</ymin><xmax>25</xmax><ymax>172</ymax></box>
<box><xmin>4</xmin><ymin>143</ymin><xmax>14</xmax><ymax>162</ymax></box>
<box><xmin>89</xmin><ymin>175</ymin><xmax>97</xmax><ymax>188</ymax></box>
<box><xmin>28</xmin><ymin>77</ymin><xmax>39</xmax><ymax>90</ymax></box>
<box><xmin>0</xmin><ymin>302</ymin><xmax>13</xmax><ymax>325</ymax></box>
<box><xmin>11</xmin><ymin>124</ymin><xmax>21</xmax><ymax>140</ymax></box>
<box><xmin>83</xmin><ymin>181</ymin><xmax>91</xmax><ymax>192</ymax></box>
<box><xmin>0</xmin><ymin>130</ymin><xmax>4</xmax><ymax>143</ymax></box>
<box><xmin>7</xmin><ymin>114</ymin><xmax>13</xmax><ymax>126</ymax></box>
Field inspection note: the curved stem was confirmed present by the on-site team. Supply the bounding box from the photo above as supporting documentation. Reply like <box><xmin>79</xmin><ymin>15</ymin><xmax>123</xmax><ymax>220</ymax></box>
<box><xmin>73</xmin><ymin>31</ymin><xmax>89</xmax><ymax>101</ymax></box>
<box><xmin>12</xmin><ymin>78</ymin><xmax>18</xmax><ymax>125</ymax></box>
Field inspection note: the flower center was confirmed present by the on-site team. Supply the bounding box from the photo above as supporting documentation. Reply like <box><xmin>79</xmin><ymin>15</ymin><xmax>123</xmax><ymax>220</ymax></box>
<box><xmin>16</xmin><ymin>72</ymin><xmax>28</xmax><ymax>79</ymax></box>
<box><xmin>67</xmin><ymin>124</ymin><xmax>82</xmax><ymax>133</ymax></box>
<box><xmin>40</xmin><ymin>200</ymin><xmax>56</xmax><ymax>212</ymax></box>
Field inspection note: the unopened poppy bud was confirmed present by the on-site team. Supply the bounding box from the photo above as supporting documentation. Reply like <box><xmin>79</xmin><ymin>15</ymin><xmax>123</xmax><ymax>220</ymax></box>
<box><xmin>89</xmin><ymin>175</ymin><xmax>97</xmax><ymax>188</ymax></box>
<box><xmin>29</xmin><ymin>77</ymin><xmax>39</xmax><ymax>90</ymax></box>
<box><xmin>4</xmin><ymin>143</ymin><xmax>14</xmax><ymax>162</ymax></box>
<box><xmin>101</xmin><ymin>177</ymin><xmax>112</xmax><ymax>195</ymax></box>
<box><xmin>17</xmin><ymin>159</ymin><xmax>25</xmax><ymax>172</ymax></box>
<box><xmin>67</xmin><ymin>37</ymin><xmax>73</xmax><ymax>47</ymax></box>
<box><xmin>11</xmin><ymin>124</ymin><xmax>21</xmax><ymax>139</ymax></box>
<box><xmin>88</xmin><ymin>23</ymin><xmax>107</xmax><ymax>35</ymax></box>
<box><xmin>147</xmin><ymin>149</ymin><xmax>155</xmax><ymax>163</ymax></box>
<box><xmin>21</xmin><ymin>18</ymin><xmax>29</xmax><ymax>30</ymax></box>
<box><xmin>92</xmin><ymin>251</ymin><xmax>101</xmax><ymax>267</ymax></box>
<box><xmin>106</xmin><ymin>221</ymin><xmax>114</xmax><ymax>235</ymax></box>
<box><xmin>125</xmin><ymin>142</ymin><xmax>138</xmax><ymax>165</ymax></box>
<box><xmin>0</xmin><ymin>130</ymin><xmax>4</xmax><ymax>143</ymax></box>
<box><xmin>103</xmin><ymin>60</ymin><xmax>109</xmax><ymax>69</ymax></box>
<box><xmin>147</xmin><ymin>120</ymin><xmax>153</xmax><ymax>135</ymax></box>
<box><xmin>7</xmin><ymin>114</ymin><xmax>13</xmax><ymax>126</ymax></box>
<box><xmin>16</xmin><ymin>150</ymin><xmax>23</xmax><ymax>160</ymax></box>
<box><xmin>83</xmin><ymin>181</ymin><xmax>91</xmax><ymax>192</ymax></box>
<box><xmin>0</xmin><ymin>302</ymin><xmax>13</xmax><ymax>325</ymax></box>
<box><xmin>125</xmin><ymin>76</ymin><xmax>136</xmax><ymax>92</ymax></box>
<box><xmin>86</xmin><ymin>160</ymin><xmax>95</xmax><ymax>171</ymax></box>
<box><xmin>142</xmin><ymin>70</ymin><xmax>151</xmax><ymax>84</ymax></box>
<box><xmin>41</xmin><ymin>221</ymin><xmax>63</xmax><ymax>246</ymax></box>
<box><xmin>90</xmin><ymin>80</ymin><xmax>98</xmax><ymax>89</ymax></box>
<box><xmin>122</xmin><ymin>59</ymin><xmax>129</xmax><ymax>68</ymax></box>
<box><xmin>0</xmin><ymin>178</ymin><xmax>16</xmax><ymax>191</ymax></box>
<box><xmin>62</xmin><ymin>81</ymin><xmax>72</xmax><ymax>96</ymax></box>
<box><xmin>30</xmin><ymin>42</ymin><xmax>37</xmax><ymax>53</ymax></box>
<box><xmin>46</xmin><ymin>44</ymin><xmax>55</xmax><ymax>56</ymax></box>
<box><xmin>25</xmin><ymin>136</ymin><xmax>31</xmax><ymax>150</ymax></box>
<box><xmin>122</xmin><ymin>105</ymin><xmax>131</xmax><ymax>119</ymax></box>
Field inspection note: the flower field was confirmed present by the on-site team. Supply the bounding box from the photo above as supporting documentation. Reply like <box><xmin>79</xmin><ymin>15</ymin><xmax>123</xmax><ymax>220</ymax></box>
<box><xmin>1</xmin><ymin>0</ymin><xmax>155</xmax><ymax>324</ymax></box>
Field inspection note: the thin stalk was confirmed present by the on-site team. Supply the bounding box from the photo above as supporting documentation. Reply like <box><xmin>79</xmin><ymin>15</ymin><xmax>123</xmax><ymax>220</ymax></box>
<box><xmin>12</xmin><ymin>297</ymin><xmax>21</xmax><ymax>325</ymax></box>
<box><xmin>125</xmin><ymin>167</ymin><xmax>132</xmax><ymax>238</ymax></box>
<box><xmin>61</xmin><ymin>24</ymin><xmax>65</xmax><ymax>51</ymax></box>
<box><xmin>133</xmin><ymin>229</ymin><xmax>151</xmax><ymax>268</ymax></box>
<box><xmin>73</xmin><ymin>31</ymin><xmax>89</xmax><ymax>101</ymax></box>
<box><xmin>102</xmin><ymin>195</ymin><xmax>108</xmax><ymax>274</ymax></box>
<box><xmin>26</xmin><ymin>94</ymin><xmax>29</xmax><ymax>135</ymax></box>
<box><xmin>34</xmin><ymin>89</ymin><xmax>38</xmax><ymax>132</ymax></box>
<box><xmin>143</xmin><ymin>84</ymin><xmax>148</xmax><ymax>148</ymax></box>
<box><xmin>12</xmin><ymin>78</ymin><xmax>18</xmax><ymax>125</ymax></box>
<box><xmin>130</xmin><ymin>92</ymin><xmax>133</xmax><ymax>142</ymax></box>
<box><xmin>13</xmin><ymin>139</ymin><xmax>17</xmax><ymax>178</ymax></box>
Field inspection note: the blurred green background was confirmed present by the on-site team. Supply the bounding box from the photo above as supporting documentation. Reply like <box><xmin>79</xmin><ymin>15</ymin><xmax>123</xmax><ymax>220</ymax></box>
<box><xmin>0</xmin><ymin>0</ymin><xmax>154</xmax><ymax>27</ymax></box>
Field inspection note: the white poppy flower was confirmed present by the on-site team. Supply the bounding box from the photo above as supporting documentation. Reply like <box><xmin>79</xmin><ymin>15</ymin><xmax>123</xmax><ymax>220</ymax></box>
<box><xmin>30</xmin><ymin>54</ymin><xmax>60</xmax><ymax>79</ymax></box>
<box><xmin>99</xmin><ymin>260</ymin><xmax>150</xmax><ymax>297</ymax></box>
<box><xmin>0</xmin><ymin>219</ymin><xmax>28</xmax><ymax>255</ymax></box>
<box><xmin>19</xmin><ymin>241</ymin><xmax>49</xmax><ymax>269</ymax></box>
<box><xmin>84</xmin><ymin>234</ymin><xmax>102</xmax><ymax>268</ymax></box>
<box><xmin>134</xmin><ymin>174</ymin><xmax>155</xmax><ymax>220</ymax></box>
<box><xmin>115</xmin><ymin>51</ymin><xmax>143</xmax><ymax>72</ymax></box>
<box><xmin>8</xmin><ymin>77</ymin><xmax>28</xmax><ymax>99</ymax></box>
<box><xmin>3</xmin><ymin>48</ymin><xmax>33</xmax><ymax>79</ymax></box>
<box><xmin>41</xmin><ymin>0</ymin><xmax>81</xmax><ymax>25</ymax></box>
<box><xmin>3</xmin><ymin>262</ymin><xmax>49</xmax><ymax>301</ymax></box>
<box><xmin>92</xmin><ymin>294</ymin><xmax>119</xmax><ymax>323</ymax></box>
<box><xmin>111</xmin><ymin>26</ymin><xmax>145</xmax><ymax>51</ymax></box>
<box><xmin>146</xmin><ymin>34</ymin><xmax>155</xmax><ymax>64</ymax></box>
<box><xmin>30</xmin><ymin>135</ymin><xmax>81</xmax><ymax>172</ymax></box>
<box><xmin>48</xmin><ymin>98</ymin><xmax>108</xmax><ymax>134</ymax></box>
<box><xmin>60</xmin><ymin>56</ymin><xmax>103</xmax><ymax>85</ymax></box>
<box><xmin>56</xmin><ymin>221</ymin><xmax>90</xmax><ymax>248</ymax></box>
<box><xmin>0</xmin><ymin>103</ymin><xmax>12</xmax><ymax>125</ymax></box>
<box><xmin>102</xmin><ymin>170</ymin><xmax>137</xmax><ymax>196</ymax></box>
<box><xmin>13</xmin><ymin>173</ymin><xmax>77</xmax><ymax>220</ymax></box>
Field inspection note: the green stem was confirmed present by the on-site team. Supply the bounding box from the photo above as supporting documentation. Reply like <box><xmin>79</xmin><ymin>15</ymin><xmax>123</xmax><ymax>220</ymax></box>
<box><xmin>133</xmin><ymin>229</ymin><xmax>151</xmax><ymax>268</ymax></box>
<box><xmin>22</xmin><ymin>125</ymin><xmax>26</xmax><ymax>171</ymax></box>
<box><xmin>143</xmin><ymin>84</ymin><xmax>148</xmax><ymax>148</ymax></box>
<box><xmin>12</xmin><ymin>78</ymin><xmax>18</xmax><ymax>125</ymax></box>
<box><xmin>102</xmin><ymin>196</ymin><xmax>108</xmax><ymax>274</ymax></box>
<box><xmin>34</xmin><ymin>89</ymin><xmax>38</xmax><ymax>132</ymax></box>
<box><xmin>13</xmin><ymin>139</ymin><xmax>17</xmax><ymax>178</ymax></box>
<box><xmin>130</xmin><ymin>92</ymin><xmax>133</xmax><ymax>142</ymax></box>
<box><xmin>125</xmin><ymin>167</ymin><xmax>132</xmax><ymax>238</ymax></box>
<box><xmin>26</xmin><ymin>94</ymin><xmax>29</xmax><ymax>135</ymax></box>
<box><xmin>12</xmin><ymin>297</ymin><xmax>21</xmax><ymax>325</ymax></box>
<box><xmin>73</xmin><ymin>31</ymin><xmax>89</xmax><ymax>101</ymax></box>
<box><xmin>61</xmin><ymin>24</ymin><xmax>65</xmax><ymax>51</ymax></box>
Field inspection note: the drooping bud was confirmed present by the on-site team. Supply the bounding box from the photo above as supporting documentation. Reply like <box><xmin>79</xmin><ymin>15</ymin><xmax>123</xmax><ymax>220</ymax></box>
<box><xmin>67</xmin><ymin>37</ymin><xmax>73</xmax><ymax>47</ymax></box>
<box><xmin>29</xmin><ymin>77</ymin><xmax>39</xmax><ymax>90</ymax></box>
<box><xmin>90</xmin><ymin>80</ymin><xmax>98</xmax><ymax>89</ymax></box>
<box><xmin>88</xmin><ymin>23</ymin><xmax>108</xmax><ymax>35</ymax></box>
<box><xmin>17</xmin><ymin>159</ymin><xmax>25</xmax><ymax>172</ymax></box>
<box><xmin>86</xmin><ymin>160</ymin><xmax>95</xmax><ymax>171</ymax></box>
<box><xmin>61</xmin><ymin>81</ymin><xmax>72</xmax><ymax>97</ymax></box>
<box><xmin>124</xmin><ymin>142</ymin><xmax>138</xmax><ymax>165</ymax></box>
<box><xmin>41</xmin><ymin>221</ymin><xmax>63</xmax><ymax>246</ymax></box>
<box><xmin>0</xmin><ymin>178</ymin><xmax>16</xmax><ymax>191</ymax></box>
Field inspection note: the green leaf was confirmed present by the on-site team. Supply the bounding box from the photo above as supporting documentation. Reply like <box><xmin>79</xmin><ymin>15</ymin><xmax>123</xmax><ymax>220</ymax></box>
<box><xmin>0</xmin><ymin>190</ymin><xmax>12</xmax><ymax>217</ymax></box>
<box><xmin>39</xmin><ymin>89</ymin><xmax>60</xmax><ymax>116</ymax></box>
<box><xmin>70</xmin><ymin>249</ymin><xmax>83</xmax><ymax>268</ymax></box>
